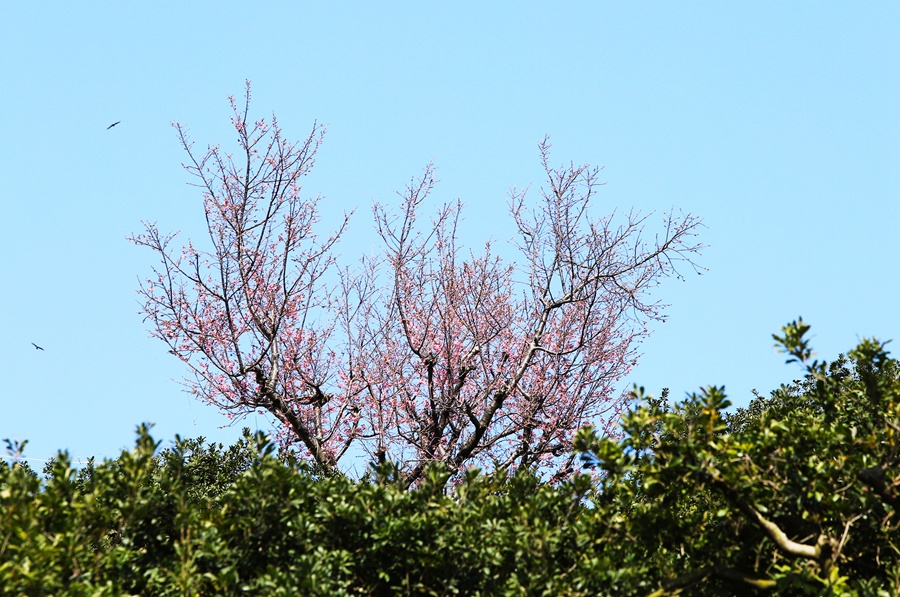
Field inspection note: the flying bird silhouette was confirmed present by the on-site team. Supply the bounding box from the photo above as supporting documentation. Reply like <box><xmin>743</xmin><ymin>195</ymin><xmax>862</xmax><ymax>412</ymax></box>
<box><xmin>31</xmin><ymin>343</ymin><xmax>44</xmax><ymax>351</ymax></box>
<box><xmin>107</xmin><ymin>121</ymin><xmax>121</xmax><ymax>130</ymax></box>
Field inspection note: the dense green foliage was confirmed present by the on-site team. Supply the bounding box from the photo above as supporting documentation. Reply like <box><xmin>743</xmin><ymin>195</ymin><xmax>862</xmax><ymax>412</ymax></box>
<box><xmin>2</xmin><ymin>320</ymin><xmax>899</xmax><ymax>595</ymax></box>
<box><xmin>577</xmin><ymin>319</ymin><xmax>900</xmax><ymax>594</ymax></box>
<box><xmin>1</xmin><ymin>429</ymin><xmax>614</xmax><ymax>595</ymax></box>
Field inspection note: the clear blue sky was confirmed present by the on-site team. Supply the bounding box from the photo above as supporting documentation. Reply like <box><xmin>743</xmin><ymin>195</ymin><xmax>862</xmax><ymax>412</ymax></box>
<box><xmin>2</xmin><ymin>3</ymin><xmax>898</xmax><ymax>465</ymax></box>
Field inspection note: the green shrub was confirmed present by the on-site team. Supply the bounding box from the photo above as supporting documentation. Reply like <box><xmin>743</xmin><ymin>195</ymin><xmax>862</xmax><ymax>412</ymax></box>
<box><xmin>4</xmin><ymin>321</ymin><xmax>900</xmax><ymax>595</ymax></box>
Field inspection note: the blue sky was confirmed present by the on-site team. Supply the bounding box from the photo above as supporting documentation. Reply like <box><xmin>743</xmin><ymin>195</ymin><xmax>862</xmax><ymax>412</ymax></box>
<box><xmin>2</xmin><ymin>3</ymin><xmax>898</xmax><ymax>465</ymax></box>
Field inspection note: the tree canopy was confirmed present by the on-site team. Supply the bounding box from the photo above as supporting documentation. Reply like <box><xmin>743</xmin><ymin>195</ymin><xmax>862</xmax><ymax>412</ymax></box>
<box><xmin>577</xmin><ymin>319</ymin><xmax>900</xmax><ymax>594</ymax></box>
<box><xmin>130</xmin><ymin>83</ymin><xmax>703</xmax><ymax>486</ymax></box>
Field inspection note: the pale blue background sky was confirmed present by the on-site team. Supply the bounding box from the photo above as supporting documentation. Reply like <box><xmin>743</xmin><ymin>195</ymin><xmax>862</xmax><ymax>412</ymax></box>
<box><xmin>2</xmin><ymin>3</ymin><xmax>898</xmax><ymax>465</ymax></box>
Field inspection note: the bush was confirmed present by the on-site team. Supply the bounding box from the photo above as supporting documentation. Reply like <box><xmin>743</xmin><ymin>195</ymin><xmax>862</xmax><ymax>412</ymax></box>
<box><xmin>4</xmin><ymin>320</ymin><xmax>899</xmax><ymax>595</ymax></box>
<box><xmin>0</xmin><ymin>428</ymin><xmax>611</xmax><ymax>595</ymax></box>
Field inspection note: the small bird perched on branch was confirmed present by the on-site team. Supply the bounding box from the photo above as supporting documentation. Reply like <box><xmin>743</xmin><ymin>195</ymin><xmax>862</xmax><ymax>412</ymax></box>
<box><xmin>107</xmin><ymin>121</ymin><xmax>121</xmax><ymax>130</ymax></box>
<box><xmin>31</xmin><ymin>343</ymin><xmax>44</xmax><ymax>351</ymax></box>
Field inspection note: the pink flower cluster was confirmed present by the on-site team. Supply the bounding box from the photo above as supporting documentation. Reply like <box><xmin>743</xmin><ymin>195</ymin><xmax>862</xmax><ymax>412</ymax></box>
<box><xmin>131</xmin><ymin>85</ymin><xmax>703</xmax><ymax>487</ymax></box>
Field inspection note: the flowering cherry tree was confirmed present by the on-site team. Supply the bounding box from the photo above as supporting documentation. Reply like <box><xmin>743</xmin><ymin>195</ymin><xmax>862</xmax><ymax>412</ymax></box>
<box><xmin>132</xmin><ymin>84</ymin><xmax>703</xmax><ymax>486</ymax></box>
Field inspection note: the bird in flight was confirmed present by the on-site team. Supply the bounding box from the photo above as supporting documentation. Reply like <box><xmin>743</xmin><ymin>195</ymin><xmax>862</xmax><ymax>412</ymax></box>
<box><xmin>107</xmin><ymin>121</ymin><xmax>121</xmax><ymax>130</ymax></box>
<box><xmin>31</xmin><ymin>343</ymin><xmax>44</xmax><ymax>351</ymax></box>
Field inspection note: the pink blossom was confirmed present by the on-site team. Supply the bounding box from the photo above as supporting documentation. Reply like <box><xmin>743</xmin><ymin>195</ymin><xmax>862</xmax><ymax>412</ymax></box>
<box><xmin>130</xmin><ymin>85</ymin><xmax>703</xmax><ymax>488</ymax></box>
